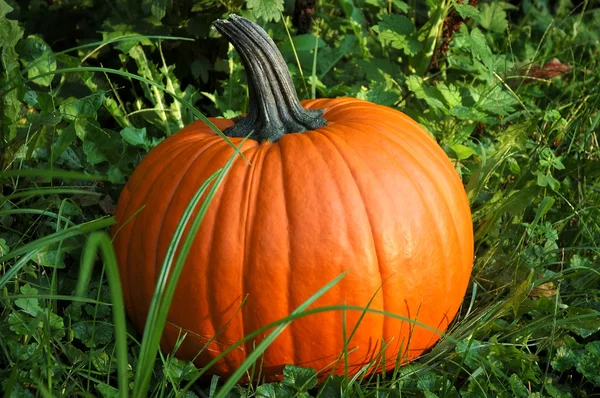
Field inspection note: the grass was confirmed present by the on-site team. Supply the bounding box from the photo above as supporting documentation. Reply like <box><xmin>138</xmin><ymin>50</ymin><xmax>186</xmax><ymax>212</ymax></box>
<box><xmin>1</xmin><ymin>0</ymin><xmax>600</xmax><ymax>397</ymax></box>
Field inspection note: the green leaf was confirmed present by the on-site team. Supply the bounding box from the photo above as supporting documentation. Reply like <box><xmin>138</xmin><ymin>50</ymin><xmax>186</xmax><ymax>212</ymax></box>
<box><xmin>120</xmin><ymin>126</ymin><xmax>151</xmax><ymax>150</ymax></box>
<box><xmin>451</xmin><ymin>143</ymin><xmax>475</xmax><ymax>160</ymax></box>
<box><xmin>255</xmin><ymin>383</ymin><xmax>295</xmax><ymax>398</ymax></box>
<box><xmin>90</xmin><ymin>350</ymin><xmax>117</xmax><ymax>373</ymax></box>
<box><xmin>96</xmin><ymin>382</ymin><xmax>120</xmax><ymax>398</ymax></box>
<box><xmin>455</xmin><ymin>4</ymin><xmax>482</xmax><ymax>23</ymax></box>
<box><xmin>282</xmin><ymin>365</ymin><xmax>318</xmax><ymax>390</ymax></box>
<box><xmin>32</xmin><ymin>247</ymin><xmax>66</xmax><ymax>269</ymax></box>
<box><xmin>406</xmin><ymin>75</ymin><xmax>446</xmax><ymax>111</ymax></box>
<box><xmin>0</xmin><ymin>0</ymin><xmax>25</xmax><ymax>140</ymax></box>
<box><xmin>247</xmin><ymin>0</ymin><xmax>284</xmax><ymax>22</ymax></box>
<box><xmin>75</xmin><ymin>117</ymin><xmax>121</xmax><ymax>165</ymax></box>
<box><xmin>455</xmin><ymin>27</ymin><xmax>495</xmax><ymax>80</ymax></box>
<box><xmin>576</xmin><ymin>341</ymin><xmax>600</xmax><ymax>386</ymax></box>
<box><xmin>0</xmin><ymin>0</ymin><xmax>24</xmax><ymax>75</ymax></box>
<box><xmin>535</xmin><ymin>171</ymin><xmax>560</xmax><ymax>190</ymax></box>
<box><xmin>17</xmin><ymin>35</ymin><xmax>56</xmax><ymax>86</ymax></box>
<box><xmin>8</xmin><ymin>312</ymin><xmax>32</xmax><ymax>335</ymax></box>
<box><xmin>508</xmin><ymin>373</ymin><xmax>529</xmax><ymax>398</ymax></box>
<box><xmin>551</xmin><ymin>346</ymin><xmax>578</xmax><ymax>372</ymax></box>
<box><xmin>356</xmin><ymin>77</ymin><xmax>401</xmax><ymax>106</ymax></box>
<box><xmin>479</xmin><ymin>2</ymin><xmax>509</xmax><ymax>33</ymax></box>
<box><xmin>53</xmin><ymin>123</ymin><xmax>78</xmax><ymax>158</ymax></box>
<box><xmin>72</xmin><ymin>322</ymin><xmax>114</xmax><ymax>348</ymax></box>
<box><xmin>14</xmin><ymin>284</ymin><xmax>41</xmax><ymax>317</ymax></box>
<box><xmin>565</xmin><ymin>307</ymin><xmax>600</xmax><ymax>338</ymax></box>
<box><xmin>530</xmin><ymin>196</ymin><xmax>555</xmax><ymax>228</ymax></box>
<box><xmin>437</xmin><ymin>82</ymin><xmax>462</xmax><ymax>108</ymax></box>
<box><xmin>107</xmin><ymin>165</ymin><xmax>126</xmax><ymax>184</ymax></box>
<box><xmin>142</xmin><ymin>0</ymin><xmax>172</xmax><ymax>20</ymax></box>
<box><xmin>375</xmin><ymin>14</ymin><xmax>422</xmax><ymax>55</ymax></box>
<box><xmin>60</xmin><ymin>92</ymin><xmax>105</xmax><ymax>121</ymax></box>
<box><xmin>163</xmin><ymin>357</ymin><xmax>200</xmax><ymax>383</ymax></box>
<box><xmin>23</xmin><ymin>90</ymin><xmax>37</xmax><ymax>107</ymax></box>
<box><xmin>319</xmin><ymin>375</ymin><xmax>344</xmax><ymax>398</ymax></box>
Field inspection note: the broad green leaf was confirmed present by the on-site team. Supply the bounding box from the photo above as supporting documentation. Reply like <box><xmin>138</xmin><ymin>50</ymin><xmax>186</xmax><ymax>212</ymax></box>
<box><xmin>565</xmin><ymin>307</ymin><xmax>600</xmax><ymax>338</ymax></box>
<box><xmin>530</xmin><ymin>196</ymin><xmax>555</xmax><ymax>228</ymax></box>
<box><xmin>142</xmin><ymin>0</ymin><xmax>172</xmax><ymax>20</ymax></box>
<box><xmin>437</xmin><ymin>82</ymin><xmax>462</xmax><ymax>108</ymax></box>
<box><xmin>356</xmin><ymin>78</ymin><xmax>401</xmax><ymax>106</ymax></box>
<box><xmin>72</xmin><ymin>322</ymin><xmax>114</xmax><ymax>348</ymax></box>
<box><xmin>0</xmin><ymin>0</ymin><xmax>24</xmax><ymax>139</ymax></box>
<box><xmin>23</xmin><ymin>90</ymin><xmax>37</xmax><ymax>106</ymax></box>
<box><xmin>247</xmin><ymin>0</ymin><xmax>284</xmax><ymax>22</ymax></box>
<box><xmin>280</xmin><ymin>34</ymin><xmax>327</xmax><ymax>56</ymax></box>
<box><xmin>551</xmin><ymin>346</ymin><xmax>578</xmax><ymax>372</ymax></box>
<box><xmin>17</xmin><ymin>35</ymin><xmax>56</xmax><ymax>86</ymax></box>
<box><xmin>508</xmin><ymin>374</ymin><xmax>529</xmax><ymax>397</ymax></box>
<box><xmin>480</xmin><ymin>2</ymin><xmax>509</xmax><ymax>33</ymax></box>
<box><xmin>32</xmin><ymin>247</ymin><xmax>66</xmax><ymax>269</ymax></box>
<box><xmin>282</xmin><ymin>365</ymin><xmax>318</xmax><ymax>390</ymax></box>
<box><xmin>406</xmin><ymin>75</ymin><xmax>446</xmax><ymax>111</ymax></box>
<box><xmin>375</xmin><ymin>14</ymin><xmax>422</xmax><ymax>55</ymax></box>
<box><xmin>74</xmin><ymin>117</ymin><xmax>121</xmax><ymax>165</ymax></box>
<box><xmin>120</xmin><ymin>126</ymin><xmax>151</xmax><ymax>150</ymax></box>
<box><xmin>53</xmin><ymin>123</ymin><xmax>78</xmax><ymax>158</ymax></box>
<box><xmin>451</xmin><ymin>144</ymin><xmax>475</xmax><ymax>160</ymax></box>
<box><xmin>455</xmin><ymin>27</ymin><xmax>495</xmax><ymax>80</ymax></box>
<box><xmin>90</xmin><ymin>350</ymin><xmax>117</xmax><ymax>373</ymax></box>
<box><xmin>163</xmin><ymin>357</ymin><xmax>200</xmax><ymax>383</ymax></box>
<box><xmin>255</xmin><ymin>383</ymin><xmax>295</xmax><ymax>398</ymax></box>
<box><xmin>577</xmin><ymin>342</ymin><xmax>600</xmax><ymax>386</ymax></box>
<box><xmin>96</xmin><ymin>383</ymin><xmax>120</xmax><ymax>398</ymax></box>
<box><xmin>455</xmin><ymin>4</ymin><xmax>482</xmax><ymax>23</ymax></box>
<box><xmin>60</xmin><ymin>92</ymin><xmax>105</xmax><ymax>121</ymax></box>
<box><xmin>14</xmin><ymin>284</ymin><xmax>41</xmax><ymax>317</ymax></box>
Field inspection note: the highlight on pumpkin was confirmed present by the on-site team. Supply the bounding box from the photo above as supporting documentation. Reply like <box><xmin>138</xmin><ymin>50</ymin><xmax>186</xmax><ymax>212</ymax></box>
<box><xmin>110</xmin><ymin>14</ymin><xmax>474</xmax><ymax>386</ymax></box>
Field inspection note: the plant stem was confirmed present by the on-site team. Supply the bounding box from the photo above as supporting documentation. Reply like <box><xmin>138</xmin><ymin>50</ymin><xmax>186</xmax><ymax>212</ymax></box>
<box><xmin>213</xmin><ymin>15</ymin><xmax>327</xmax><ymax>142</ymax></box>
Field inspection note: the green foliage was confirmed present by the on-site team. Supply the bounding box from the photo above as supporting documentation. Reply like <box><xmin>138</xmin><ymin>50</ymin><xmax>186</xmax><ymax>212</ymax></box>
<box><xmin>1</xmin><ymin>0</ymin><xmax>600</xmax><ymax>396</ymax></box>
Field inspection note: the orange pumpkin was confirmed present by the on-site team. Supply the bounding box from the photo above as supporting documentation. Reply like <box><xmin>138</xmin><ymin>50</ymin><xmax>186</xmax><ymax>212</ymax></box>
<box><xmin>112</xmin><ymin>15</ymin><xmax>473</xmax><ymax>381</ymax></box>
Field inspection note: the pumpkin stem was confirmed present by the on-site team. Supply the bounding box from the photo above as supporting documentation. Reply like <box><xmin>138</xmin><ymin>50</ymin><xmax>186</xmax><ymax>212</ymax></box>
<box><xmin>213</xmin><ymin>15</ymin><xmax>327</xmax><ymax>142</ymax></box>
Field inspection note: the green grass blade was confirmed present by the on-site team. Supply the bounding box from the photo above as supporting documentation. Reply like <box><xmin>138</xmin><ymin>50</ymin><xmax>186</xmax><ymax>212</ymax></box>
<box><xmin>0</xmin><ymin>216</ymin><xmax>114</xmax><ymax>263</ymax></box>
<box><xmin>0</xmin><ymin>250</ymin><xmax>39</xmax><ymax>290</ymax></box>
<box><xmin>2</xmin><ymin>188</ymin><xmax>102</xmax><ymax>203</ymax></box>
<box><xmin>0</xmin><ymin>169</ymin><xmax>108</xmax><ymax>180</ymax></box>
<box><xmin>214</xmin><ymin>271</ymin><xmax>349</xmax><ymax>397</ymax></box>
<box><xmin>132</xmin><ymin>137</ymin><xmax>248</xmax><ymax>397</ymax></box>
<box><xmin>76</xmin><ymin>232</ymin><xmax>129</xmax><ymax>398</ymax></box>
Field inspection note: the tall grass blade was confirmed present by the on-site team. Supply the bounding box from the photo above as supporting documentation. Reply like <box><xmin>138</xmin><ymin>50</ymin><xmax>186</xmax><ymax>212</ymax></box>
<box><xmin>76</xmin><ymin>232</ymin><xmax>129</xmax><ymax>398</ymax></box>
<box><xmin>132</xmin><ymin>137</ymin><xmax>248</xmax><ymax>397</ymax></box>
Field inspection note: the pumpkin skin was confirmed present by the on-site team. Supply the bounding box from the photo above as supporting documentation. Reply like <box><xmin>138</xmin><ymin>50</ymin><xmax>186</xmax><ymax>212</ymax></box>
<box><xmin>112</xmin><ymin>96</ymin><xmax>474</xmax><ymax>381</ymax></box>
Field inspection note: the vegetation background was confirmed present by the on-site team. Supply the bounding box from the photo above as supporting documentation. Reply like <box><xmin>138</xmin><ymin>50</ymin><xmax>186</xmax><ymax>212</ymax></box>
<box><xmin>1</xmin><ymin>0</ymin><xmax>599</xmax><ymax>396</ymax></box>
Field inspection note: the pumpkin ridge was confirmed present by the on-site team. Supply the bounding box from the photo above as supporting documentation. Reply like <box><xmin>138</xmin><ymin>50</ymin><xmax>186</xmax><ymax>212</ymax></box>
<box><xmin>153</xmin><ymin>137</ymin><xmax>233</xmax><ymax>352</ymax></box>
<box><xmin>317</xmin><ymin>124</ymin><xmax>394</xmax><ymax>349</ymax></box>
<box><xmin>361</xmin><ymin>119</ymin><xmax>471</xmax><ymax>333</ymax></box>
<box><xmin>201</xmin><ymin>144</ymin><xmax>267</xmax><ymax>370</ymax></box>
<box><xmin>322</xmin><ymin>121</ymin><xmax>453</xmax><ymax>350</ymax></box>
<box><xmin>276</xmin><ymin>140</ymin><xmax>297</xmax><ymax>372</ymax></box>
<box><xmin>360</xmin><ymin>118</ymin><xmax>470</xmax><ymax>274</ymax></box>
<box><xmin>238</xmin><ymin>143</ymin><xmax>271</xmax><ymax>367</ymax></box>
<box><xmin>309</xmin><ymin>125</ymin><xmax>387</xmax><ymax>348</ymax></box>
<box><xmin>120</xmin><ymin>138</ymin><xmax>216</xmax><ymax>328</ymax></box>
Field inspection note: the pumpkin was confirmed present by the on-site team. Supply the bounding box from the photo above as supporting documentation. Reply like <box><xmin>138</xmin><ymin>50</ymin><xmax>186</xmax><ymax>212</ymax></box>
<box><xmin>112</xmin><ymin>15</ymin><xmax>474</xmax><ymax>381</ymax></box>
